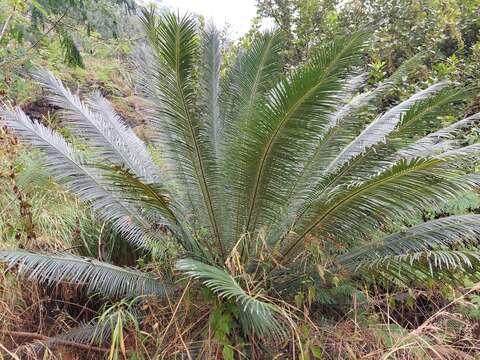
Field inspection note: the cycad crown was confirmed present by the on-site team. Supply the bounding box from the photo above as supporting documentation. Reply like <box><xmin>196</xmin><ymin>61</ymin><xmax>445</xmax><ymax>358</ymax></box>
<box><xmin>2</xmin><ymin>10</ymin><xmax>480</xmax><ymax>339</ymax></box>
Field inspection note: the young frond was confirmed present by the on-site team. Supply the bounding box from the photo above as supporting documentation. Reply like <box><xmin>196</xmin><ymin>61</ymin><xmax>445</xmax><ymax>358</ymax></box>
<box><xmin>141</xmin><ymin>10</ymin><xmax>223</xmax><ymax>255</ymax></box>
<box><xmin>228</xmin><ymin>33</ymin><xmax>368</xmax><ymax>242</ymax></box>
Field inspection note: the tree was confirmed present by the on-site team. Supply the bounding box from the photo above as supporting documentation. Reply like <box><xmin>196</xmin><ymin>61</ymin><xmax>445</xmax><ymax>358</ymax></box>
<box><xmin>256</xmin><ymin>0</ymin><xmax>480</xmax><ymax>80</ymax></box>
<box><xmin>0</xmin><ymin>0</ymin><xmax>138</xmax><ymax>67</ymax></box>
<box><xmin>1</xmin><ymin>10</ymin><xmax>480</xmax><ymax>354</ymax></box>
<box><xmin>256</xmin><ymin>0</ymin><xmax>338</xmax><ymax>66</ymax></box>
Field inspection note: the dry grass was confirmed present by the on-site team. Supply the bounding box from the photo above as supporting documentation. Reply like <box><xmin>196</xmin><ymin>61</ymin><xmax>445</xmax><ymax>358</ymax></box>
<box><xmin>2</xmin><ymin>261</ymin><xmax>480</xmax><ymax>359</ymax></box>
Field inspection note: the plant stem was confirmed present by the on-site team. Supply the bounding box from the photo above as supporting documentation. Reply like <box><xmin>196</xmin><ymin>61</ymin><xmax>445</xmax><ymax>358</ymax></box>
<box><xmin>0</xmin><ymin>5</ymin><xmax>16</xmax><ymax>43</ymax></box>
<box><xmin>0</xmin><ymin>330</ymin><xmax>109</xmax><ymax>353</ymax></box>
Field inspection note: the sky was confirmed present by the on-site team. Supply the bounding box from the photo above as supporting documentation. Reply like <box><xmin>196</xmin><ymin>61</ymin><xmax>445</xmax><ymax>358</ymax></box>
<box><xmin>159</xmin><ymin>0</ymin><xmax>259</xmax><ymax>38</ymax></box>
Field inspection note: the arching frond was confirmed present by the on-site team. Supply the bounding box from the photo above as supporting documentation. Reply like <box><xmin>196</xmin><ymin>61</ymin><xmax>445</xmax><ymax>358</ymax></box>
<box><xmin>348</xmin><ymin>249</ymin><xmax>480</xmax><ymax>288</ymax></box>
<box><xmin>314</xmin><ymin>87</ymin><xmax>470</xmax><ymax>187</ymax></box>
<box><xmin>222</xmin><ymin>30</ymin><xmax>283</xmax><ymax>246</ymax></box>
<box><xmin>0</xmin><ymin>250</ymin><xmax>167</xmax><ymax>298</ymax></box>
<box><xmin>299</xmin><ymin>55</ymin><xmax>423</xmax><ymax>184</ymax></box>
<box><xmin>176</xmin><ymin>259</ymin><xmax>287</xmax><ymax>340</ymax></box>
<box><xmin>265</xmin><ymin>59</ymin><xmax>424</xmax><ymax>246</ymax></box>
<box><xmin>337</xmin><ymin>215</ymin><xmax>480</xmax><ymax>269</ymax></box>
<box><xmin>285</xmin><ymin>151</ymin><xmax>480</xmax><ymax>259</ymax></box>
<box><xmin>55</xmin><ymin>322</ymin><xmax>111</xmax><ymax>346</ymax></box>
<box><xmin>325</xmin><ymin>72</ymin><xmax>369</xmax><ymax>126</ymax></box>
<box><xmin>96</xmin><ymin>164</ymin><xmax>206</xmax><ymax>255</ymax></box>
<box><xmin>325</xmin><ymin>81</ymin><xmax>448</xmax><ymax>173</ymax></box>
<box><xmin>399</xmin><ymin>112</ymin><xmax>480</xmax><ymax>158</ymax></box>
<box><xmin>0</xmin><ymin>106</ymin><xmax>162</xmax><ymax>249</ymax></box>
<box><xmin>31</xmin><ymin>69</ymin><xmax>157</xmax><ymax>181</ymax></box>
<box><xmin>87</xmin><ymin>91</ymin><xmax>162</xmax><ymax>182</ymax></box>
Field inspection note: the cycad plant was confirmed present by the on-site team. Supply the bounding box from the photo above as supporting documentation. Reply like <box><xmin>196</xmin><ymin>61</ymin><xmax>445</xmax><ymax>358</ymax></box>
<box><xmin>2</xmin><ymin>9</ymin><xmax>480</xmax><ymax>351</ymax></box>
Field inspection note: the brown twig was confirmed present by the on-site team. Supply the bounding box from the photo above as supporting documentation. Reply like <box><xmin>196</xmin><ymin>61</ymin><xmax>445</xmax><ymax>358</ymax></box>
<box><xmin>156</xmin><ymin>280</ymin><xmax>192</xmax><ymax>358</ymax></box>
<box><xmin>0</xmin><ymin>330</ymin><xmax>109</xmax><ymax>353</ymax></box>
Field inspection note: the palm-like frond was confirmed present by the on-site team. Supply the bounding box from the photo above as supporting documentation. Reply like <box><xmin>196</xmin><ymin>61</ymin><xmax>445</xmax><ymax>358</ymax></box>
<box><xmin>325</xmin><ymin>54</ymin><xmax>422</xmax><ymax>132</ymax></box>
<box><xmin>347</xmin><ymin>249</ymin><xmax>480</xmax><ymax>287</ymax></box>
<box><xmin>325</xmin><ymin>72</ymin><xmax>369</xmax><ymax>126</ymax></box>
<box><xmin>55</xmin><ymin>322</ymin><xmax>112</xmax><ymax>346</ymax></box>
<box><xmin>399</xmin><ymin>112</ymin><xmax>480</xmax><ymax>158</ymax></box>
<box><xmin>265</xmin><ymin>60</ymin><xmax>424</xmax><ymax>245</ymax></box>
<box><xmin>220</xmin><ymin>31</ymin><xmax>283</xmax><ymax>134</ymax></box>
<box><xmin>298</xmin><ymin>55</ymin><xmax>423</xmax><ymax>185</ymax></box>
<box><xmin>0</xmin><ymin>250</ymin><xmax>166</xmax><ymax>298</ymax></box>
<box><xmin>315</xmin><ymin>87</ymin><xmax>470</xmax><ymax>187</ymax></box>
<box><xmin>325</xmin><ymin>82</ymin><xmax>448</xmax><ymax>173</ymax></box>
<box><xmin>87</xmin><ymin>91</ymin><xmax>162</xmax><ymax>182</ymax></box>
<box><xmin>286</xmin><ymin>150</ymin><xmax>480</xmax><ymax>258</ymax></box>
<box><xmin>141</xmin><ymin>10</ymin><xmax>223</xmax><ymax>256</ymax></box>
<box><xmin>96</xmin><ymin>164</ymin><xmax>207</xmax><ymax>255</ymax></box>
<box><xmin>0</xmin><ymin>106</ymin><xmax>161</xmax><ymax>249</ymax></box>
<box><xmin>226</xmin><ymin>33</ymin><xmax>368</xmax><ymax>244</ymax></box>
<box><xmin>32</xmin><ymin>69</ymin><xmax>158</xmax><ymax>182</ymax></box>
<box><xmin>176</xmin><ymin>258</ymin><xmax>286</xmax><ymax>340</ymax></box>
<box><xmin>221</xmin><ymin>30</ymin><xmax>283</xmax><ymax>247</ymax></box>
<box><xmin>200</xmin><ymin>23</ymin><xmax>222</xmax><ymax>158</ymax></box>
<box><xmin>337</xmin><ymin>215</ymin><xmax>480</xmax><ymax>269</ymax></box>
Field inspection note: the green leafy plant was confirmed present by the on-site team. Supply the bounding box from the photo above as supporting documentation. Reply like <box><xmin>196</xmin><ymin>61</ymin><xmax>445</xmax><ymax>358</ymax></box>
<box><xmin>1</xmin><ymin>9</ymin><xmax>480</xmax><ymax>354</ymax></box>
<box><xmin>59</xmin><ymin>30</ymin><xmax>84</xmax><ymax>68</ymax></box>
